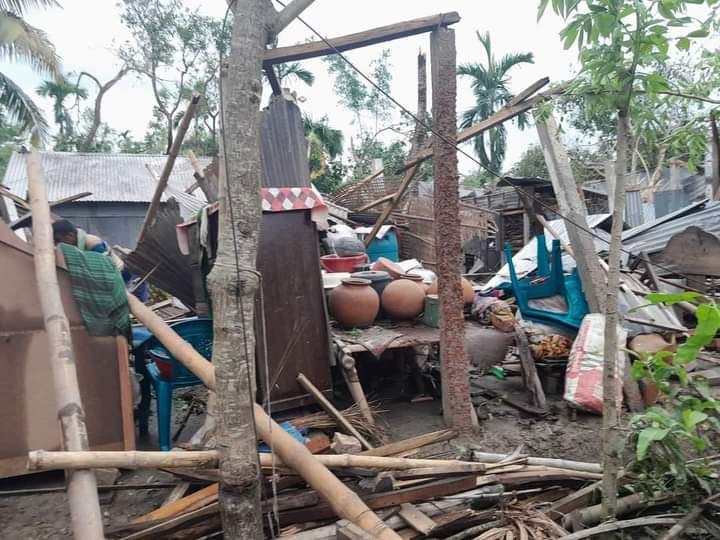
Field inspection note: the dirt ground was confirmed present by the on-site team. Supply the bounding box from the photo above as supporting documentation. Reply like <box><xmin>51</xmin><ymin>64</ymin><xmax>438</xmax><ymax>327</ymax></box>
<box><xmin>0</xmin><ymin>369</ymin><xmax>603</xmax><ymax>539</ymax></box>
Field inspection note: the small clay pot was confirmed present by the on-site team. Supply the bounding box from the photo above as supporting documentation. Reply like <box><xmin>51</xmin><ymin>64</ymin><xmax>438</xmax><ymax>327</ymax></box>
<box><xmin>382</xmin><ymin>278</ymin><xmax>426</xmax><ymax>320</ymax></box>
<box><xmin>427</xmin><ymin>277</ymin><xmax>476</xmax><ymax>304</ymax></box>
<box><xmin>329</xmin><ymin>278</ymin><xmax>379</xmax><ymax>328</ymax></box>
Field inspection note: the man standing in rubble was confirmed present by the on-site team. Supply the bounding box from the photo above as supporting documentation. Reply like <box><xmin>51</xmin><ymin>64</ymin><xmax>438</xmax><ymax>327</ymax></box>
<box><xmin>52</xmin><ymin>219</ymin><xmax>149</xmax><ymax>301</ymax></box>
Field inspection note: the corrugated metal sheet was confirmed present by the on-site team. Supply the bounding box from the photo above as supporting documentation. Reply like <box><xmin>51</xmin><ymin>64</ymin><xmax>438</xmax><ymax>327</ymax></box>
<box><xmin>623</xmin><ymin>199</ymin><xmax>720</xmax><ymax>255</ymax></box>
<box><xmin>2</xmin><ymin>151</ymin><xmax>212</xmax><ymax>203</ymax></box>
<box><xmin>624</xmin><ymin>190</ymin><xmax>645</xmax><ymax>227</ymax></box>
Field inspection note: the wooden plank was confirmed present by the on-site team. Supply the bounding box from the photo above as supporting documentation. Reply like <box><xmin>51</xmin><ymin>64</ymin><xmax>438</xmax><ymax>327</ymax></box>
<box><xmin>398</xmin><ymin>503</ymin><xmax>436</xmax><ymax>535</ymax></box>
<box><xmin>394</xmin><ymin>464</ymin><xmax>485</xmax><ymax>480</ymax></box>
<box><xmin>508</xmin><ymin>77</ymin><xmax>550</xmax><ymax>107</ymax></box>
<box><xmin>536</xmin><ymin>114</ymin><xmax>607</xmax><ymax>313</ymax></box>
<box><xmin>131</xmin><ymin>483</ymin><xmax>219</xmax><ymax>524</ymax></box>
<box><xmin>279</xmin><ymin>475</ymin><xmax>498</xmax><ymax>525</ymax></box>
<box><xmin>514</xmin><ymin>326</ymin><xmax>547</xmax><ymax>410</ymax></box>
<box><xmin>398</xmin><ymin>87</ymin><xmax>548</xmax><ymax>173</ymax></box>
<box><xmin>120</xmin><ymin>503</ymin><xmax>219</xmax><ymax>540</ymax></box>
<box><xmin>263</xmin><ymin>12</ymin><xmax>460</xmax><ymax>64</ymax></box>
<box><xmin>9</xmin><ymin>191</ymin><xmax>93</xmax><ymax>229</ymax></box>
<box><xmin>359</xmin><ymin>430</ymin><xmax>456</xmax><ymax>457</ymax></box>
<box><xmin>117</xmin><ymin>336</ymin><xmax>136</xmax><ymax>450</ymax></box>
<box><xmin>297</xmin><ymin>372</ymin><xmax>373</xmax><ymax>449</ymax></box>
<box><xmin>337</xmin><ymin>520</ymin><xmax>379</xmax><ymax>540</ymax></box>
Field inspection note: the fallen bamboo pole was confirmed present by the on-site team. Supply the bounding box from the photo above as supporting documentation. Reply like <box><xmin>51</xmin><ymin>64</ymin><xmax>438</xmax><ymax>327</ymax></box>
<box><xmin>26</xmin><ymin>148</ymin><xmax>104</xmax><ymax>540</ymax></box>
<box><xmin>297</xmin><ymin>372</ymin><xmax>373</xmax><ymax>449</ymax></box>
<box><xmin>117</xmin><ymin>299</ymin><xmax>402</xmax><ymax>539</ymax></box>
<box><xmin>472</xmin><ymin>451</ymin><xmax>602</xmax><ymax>474</ymax></box>
<box><xmin>137</xmin><ymin>93</ymin><xmax>201</xmax><ymax>244</ymax></box>
<box><xmin>28</xmin><ymin>450</ymin><xmax>486</xmax><ymax>473</ymax></box>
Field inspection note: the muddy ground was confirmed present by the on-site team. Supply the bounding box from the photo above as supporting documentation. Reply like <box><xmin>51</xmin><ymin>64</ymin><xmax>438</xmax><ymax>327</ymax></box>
<box><xmin>0</xmin><ymin>369</ymin><xmax>603</xmax><ymax>539</ymax></box>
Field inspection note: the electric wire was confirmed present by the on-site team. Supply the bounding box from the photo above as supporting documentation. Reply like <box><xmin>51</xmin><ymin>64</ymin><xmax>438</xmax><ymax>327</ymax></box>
<box><xmin>270</xmin><ymin>0</ymin><xmax>714</xmax><ymax>290</ymax></box>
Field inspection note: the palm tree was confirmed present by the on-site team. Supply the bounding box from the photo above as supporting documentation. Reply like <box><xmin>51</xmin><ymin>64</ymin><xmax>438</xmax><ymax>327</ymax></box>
<box><xmin>276</xmin><ymin>62</ymin><xmax>314</xmax><ymax>87</ymax></box>
<box><xmin>458</xmin><ymin>31</ymin><xmax>534</xmax><ymax>173</ymax></box>
<box><xmin>37</xmin><ymin>73</ymin><xmax>87</xmax><ymax>137</ymax></box>
<box><xmin>303</xmin><ymin>115</ymin><xmax>344</xmax><ymax>193</ymax></box>
<box><xmin>0</xmin><ymin>0</ymin><xmax>61</xmax><ymax>143</ymax></box>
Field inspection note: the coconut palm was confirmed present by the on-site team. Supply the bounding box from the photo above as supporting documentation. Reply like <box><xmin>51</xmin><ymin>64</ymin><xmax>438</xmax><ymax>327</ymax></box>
<box><xmin>37</xmin><ymin>74</ymin><xmax>87</xmax><ymax>136</ymax></box>
<box><xmin>276</xmin><ymin>62</ymin><xmax>314</xmax><ymax>87</ymax></box>
<box><xmin>458</xmin><ymin>31</ymin><xmax>534</xmax><ymax>173</ymax></box>
<box><xmin>0</xmin><ymin>0</ymin><xmax>60</xmax><ymax>143</ymax></box>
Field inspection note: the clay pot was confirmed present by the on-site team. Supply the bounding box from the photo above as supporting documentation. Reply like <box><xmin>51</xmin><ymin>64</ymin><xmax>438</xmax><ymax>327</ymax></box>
<box><xmin>329</xmin><ymin>278</ymin><xmax>379</xmax><ymax>328</ymax></box>
<box><xmin>352</xmin><ymin>271</ymin><xmax>392</xmax><ymax>298</ymax></box>
<box><xmin>427</xmin><ymin>277</ymin><xmax>476</xmax><ymax>304</ymax></box>
<box><xmin>382</xmin><ymin>278</ymin><xmax>426</xmax><ymax>320</ymax></box>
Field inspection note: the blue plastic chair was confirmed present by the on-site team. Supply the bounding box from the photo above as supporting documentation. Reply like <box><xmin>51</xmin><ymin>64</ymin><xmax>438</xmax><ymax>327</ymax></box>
<box><xmin>143</xmin><ymin>318</ymin><xmax>213</xmax><ymax>451</ymax></box>
<box><xmin>504</xmin><ymin>236</ymin><xmax>589</xmax><ymax>331</ymax></box>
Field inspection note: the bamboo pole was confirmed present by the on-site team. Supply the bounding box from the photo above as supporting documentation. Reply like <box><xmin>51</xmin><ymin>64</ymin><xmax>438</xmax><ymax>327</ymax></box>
<box><xmin>471</xmin><ymin>451</ymin><xmax>602</xmax><ymax>474</ymax></box>
<box><xmin>126</xmin><ymin>294</ymin><xmax>215</xmax><ymax>388</ymax></box>
<box><xmin>88</xmin><ymin>298</ymin><xmax>403</xmax><ymax>539</ymax></box>
<box><xmin>137</xmin><ymin>94</ymin><xmax>201</xmax><ymax>244</ymax></box>
<box><xmin>297</xmin><ymin>373</ymin><xmax>373</xmax><ymax>449</ymax></box>
<box><xmin>28</xmin><ymin>450</ymin><xmax>485</xmax><ymax>473</ymax></box>
<box><xmin>26</xmin><ymin>148</ymin><xmax>104</xmax><ymax>540</ymax></box>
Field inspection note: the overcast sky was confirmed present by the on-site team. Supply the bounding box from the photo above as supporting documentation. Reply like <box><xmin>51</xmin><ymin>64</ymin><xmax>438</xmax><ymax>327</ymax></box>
<box><xmin>5</xmin><ymin>0</ymin><xmax>579</xmax><ymax>173</ymax></box>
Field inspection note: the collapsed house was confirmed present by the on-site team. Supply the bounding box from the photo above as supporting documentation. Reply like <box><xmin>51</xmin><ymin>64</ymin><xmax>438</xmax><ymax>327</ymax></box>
<box><xmin>3</xmin><ymin>8</ymin><xmax>720</xmax><ymax>540</ymax></box>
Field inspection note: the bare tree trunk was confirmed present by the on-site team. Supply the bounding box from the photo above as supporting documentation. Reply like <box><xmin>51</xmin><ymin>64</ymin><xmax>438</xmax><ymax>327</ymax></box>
<box><xmin>165</xmin><ymin>113</ymin><xmax>174</xmax><ymax>155</ymax></box>
<box><xmin>711</xmin><ymin>115</ymin><xmax>720</xmax><ymax>200</ymax></box>
<box><xmin>77</xmin><ymin>68</ymin><xmax>129</xmax><ymax>152</ymax></box>
<box><xmin>206</xmin><ymin>0</ymin><xmax>276</xmax><ymax>536</ymax></box>
<box><xmin>27</xmin><ymin>148</ymin><xmax>104</xmax><ymax>540</ymax></box>
<box><xmin>430</xmin><ymin>27</ymin><xmax>477</xmax><ymax>432</ymax></box>
<box><xmin>601</xmin><ymin>113</ymin><xmax>629</xmax><ymax>518</ymax></box>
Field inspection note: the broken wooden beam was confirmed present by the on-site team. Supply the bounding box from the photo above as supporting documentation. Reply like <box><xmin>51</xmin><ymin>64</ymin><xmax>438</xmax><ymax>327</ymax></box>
<box><xmin>271</xmin><ymin>0</ymin><xmax>317</xmax><ymax>35</ymax></box>
<box><xmin>263</xmin><ymin>12</ymin><xmax>460</xmax><ymax>64</ymax></box>
<box><xmin>359</xmin><ymin>429</ymin><xmax>457</xmax><ymax>457</ymax></box>
<box><xmin>137</xmin><ymin>93</ymin><xmax>201</xmax><ymax>244</ymax></box>
<box><xmin>9</xmin><ymin>190</ymin><xmax>93</xmax><ymax>230</ymax></box>
<box><xmin>297</xmin><ymin>372</ymin><xmax>374</xmax><ymax>449</ymax></box>
<box><xmin>514</xmin><ymin>325</ymin><xmax>547</xmax><ymax>410</ymax></box>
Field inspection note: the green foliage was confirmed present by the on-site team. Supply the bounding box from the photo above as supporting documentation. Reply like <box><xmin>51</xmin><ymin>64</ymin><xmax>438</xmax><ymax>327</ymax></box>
<box><xmin>458</xmin><ymin>31</ymin><xmax>534</xmax><ymax>172</ymax></box>
<box><xmin>0</xmin><ymin>108</ymin><xmax>23</xmax><ymax>176</ymax></box>
<box><xmin>0</xmin><ymin>0</ymin><xmax>59</xmax><ymax>144</ymax></box>
<box><xmin>540</xmin><ymin>0</ymin><xmax>719</xmax><ymax>174</ymax></box>
<box><xmin>324</xmin><ymin>50</ymin><xmax>406</xmax><ymax>180</ymax></box>
<box><xmin>509</xmin><ymin>143</ymin><xmax>608</xmax><ymax>183</ymax></box>
<box><xmin>629</xmin><ymin>293</ymin><xmax>720</xmax><ymax>499</ymax></box>
<box><xmin>118</xmin><ymin>0</ymin><xmax>228</xmax><ymax>153</ymax></box>
<box><xmin>304</xmin><ymin>115</ymin><xmax>345</xmax><ymax>194</ymax></box>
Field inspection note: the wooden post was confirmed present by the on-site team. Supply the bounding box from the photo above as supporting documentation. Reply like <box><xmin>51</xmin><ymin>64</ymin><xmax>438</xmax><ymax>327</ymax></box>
<box><xmin>536</xmin><ymin>114</ymin><xmax>607</xmax><ymax>313</ymax></box>
<box><xmin>26</xmin><ymin>148</ymin><xmax>104</xmax><ymax>540</ymax></box>
<box><xmin>271</xmin><ymin>0</ymin><xmax>317</xmax><ymax>35</ymax></box>
<box><xmin>137</xmin><ymin>93</ymin><xmax>201</xmax><ymax>244</ymax></box>
<box><xmin>363</xmin><ymin>52</ymin><xmax>428</xmax><ymax>247</ymax></box>
<box><xmin>430</xmin><ymin>26</ymin><xmax>477</xmax><ymax>432</ymax></box>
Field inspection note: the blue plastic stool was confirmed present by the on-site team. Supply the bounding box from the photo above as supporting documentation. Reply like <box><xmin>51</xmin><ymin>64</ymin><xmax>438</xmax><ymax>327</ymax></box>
<box><xmin>504</xmin><ymin>236</ymin><xmax>589</xmax><ymax>331</ymax></box>
<box><xmin>143</xmin><ymin>318</ymin><xmax>213</xmax><ymax>451</ymax></box>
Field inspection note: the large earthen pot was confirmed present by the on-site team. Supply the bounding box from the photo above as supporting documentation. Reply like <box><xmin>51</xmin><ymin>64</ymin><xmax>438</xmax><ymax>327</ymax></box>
<box><xmin>329</xmin><ymin>277</ymin><xmax>379</xmax><ymax>328</ymax></box>
<box><xmin>382</xmin><ymin>277</ymin><xmax>425</xmax><ymax>320</ymax></box>
<box><xmin>427</xmin><ymin>277</ymin><xmax>476</xmax><ymax>304</ymax></box>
